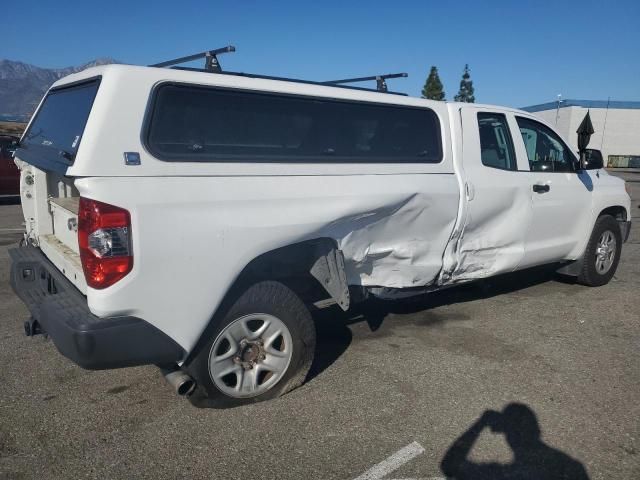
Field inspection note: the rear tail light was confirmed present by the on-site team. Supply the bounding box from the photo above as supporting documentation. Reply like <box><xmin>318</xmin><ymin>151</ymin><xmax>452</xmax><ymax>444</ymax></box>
<box><xmin>78</xmin><ymin>197</ymin><xmax>133</xmax><ymax>289</ymax></box>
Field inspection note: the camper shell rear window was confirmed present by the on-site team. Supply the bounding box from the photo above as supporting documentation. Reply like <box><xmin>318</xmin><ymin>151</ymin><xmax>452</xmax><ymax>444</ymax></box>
<box><xmin>17</xmin><ymin>78</ymin><xmax>100</xmax><ymax>173</ymax></box>
<box><xmin>144</xmin><ymin>84</ymin><xmax>442</xmax><ymax>163</ymax></box>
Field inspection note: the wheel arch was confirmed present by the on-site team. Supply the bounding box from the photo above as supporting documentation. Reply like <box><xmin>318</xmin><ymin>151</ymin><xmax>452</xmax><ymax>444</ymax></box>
<box><xmin>184</xmin><ymin>238</ymin><xmax>349</xmax><ymax>365</ymax></box>
<box><xmin>559</xmin><ymin>206</ymin><xmax>628</xmax><ymax>277</ymax></box>
<box><xmin>597</xmin><ymin>205</ymin><xmax>630</xmax><ymax>242</ymax></box>
<box><xmin>598</xmin><ymin>205</ymin><xmax>628</xmax><ymax>222</ymax></box>
<box><xmin>232</xmin><ymin>237</ymin><xmax>350</xmax><ymax>311</ymax></box>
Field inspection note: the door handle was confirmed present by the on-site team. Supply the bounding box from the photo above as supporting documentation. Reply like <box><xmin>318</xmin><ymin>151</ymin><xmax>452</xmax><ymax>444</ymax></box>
<box><xmin>465</xmin><ymin>182</ymin><xmax>475</xmax><ymax>201</ymax></box>
<box><xmin>532</xmin><ymin>184</ymin><xmax>550</xmax><ymax>193</ymax></box>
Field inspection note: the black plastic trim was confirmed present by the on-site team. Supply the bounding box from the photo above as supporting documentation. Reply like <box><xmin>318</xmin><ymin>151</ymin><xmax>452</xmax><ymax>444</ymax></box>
<box><xmin>9</xmin><ymin>246</ymin><xmax>185</xmax><ymax>370</ymax></box>
<box><xmin>621</xmin><ymin>220</ymin><xmax>632</xmax><ymax>243</ymax></box>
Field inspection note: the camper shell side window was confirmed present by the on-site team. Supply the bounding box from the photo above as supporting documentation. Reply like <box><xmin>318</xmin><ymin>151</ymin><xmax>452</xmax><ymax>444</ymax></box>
<box><xmin>143</xmin><ymin>84</ymin><xmax>443</xmax><ymax>164</ymax></box>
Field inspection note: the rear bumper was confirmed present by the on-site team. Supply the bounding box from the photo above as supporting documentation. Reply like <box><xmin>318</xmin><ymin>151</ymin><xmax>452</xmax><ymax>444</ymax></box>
<box><xmin>9</xmin><ymin>247</ymin><xmax>184</xmax><ymax>370</ymax></box>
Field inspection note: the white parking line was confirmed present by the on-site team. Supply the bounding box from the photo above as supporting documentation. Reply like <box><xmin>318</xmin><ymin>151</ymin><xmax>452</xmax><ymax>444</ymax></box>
<box><xmin>353</xmin><ymin>441</ymin><xmax>443</xmax><ymax>480</ymax></box>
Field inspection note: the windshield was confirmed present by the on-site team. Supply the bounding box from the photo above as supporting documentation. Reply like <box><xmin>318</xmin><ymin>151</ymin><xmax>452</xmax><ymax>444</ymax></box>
<box><xmin>18</xmin><ymin>78</ymin><xmax>100</xmax><ymax>172</ymax></box>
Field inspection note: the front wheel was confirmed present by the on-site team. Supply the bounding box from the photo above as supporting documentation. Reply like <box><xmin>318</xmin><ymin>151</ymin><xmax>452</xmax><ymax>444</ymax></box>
<box><xmin>188</xmin><ymin>281</ymin><xmax>316</xmax><ymax>408</ymax></box>
<box><xmin>577</xmin><ymin>215</ymin><xmax>622</xmax><ymax>287</ymax></box>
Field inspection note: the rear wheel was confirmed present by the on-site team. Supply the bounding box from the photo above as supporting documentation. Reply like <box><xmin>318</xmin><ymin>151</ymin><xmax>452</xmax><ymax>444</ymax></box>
<box><xmin>577</xmin><ymin>215</ymin><xmax>622</xmax><ymax>287</ymax></box>
<box><xmin>188</xmin><ymin>281</ymin><xmax>316</xmax><ymax>408</ymax></box>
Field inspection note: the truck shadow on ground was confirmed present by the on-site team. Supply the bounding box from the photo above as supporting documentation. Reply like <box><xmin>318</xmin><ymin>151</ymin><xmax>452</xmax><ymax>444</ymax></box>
<box><xmin>307</xmin><ymin>265</ymin><xmax>572</xmax><ymax>382</ymax></box>
<box><xmin>439</xmin><ymin>403</ymin><xmax>590</xmax><ymax>479</ymax></box>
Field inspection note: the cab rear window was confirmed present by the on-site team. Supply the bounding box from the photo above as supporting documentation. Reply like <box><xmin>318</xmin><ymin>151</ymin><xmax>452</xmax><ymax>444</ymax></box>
<box><xmin>145</xmin><ymin>84</ymin><xmax>442</xmax><ymax>163</ymax></box>
<box><xmin>18</xmin><ymin>79</ymin><xmax>100</xmax><ymax>172</ymax></box>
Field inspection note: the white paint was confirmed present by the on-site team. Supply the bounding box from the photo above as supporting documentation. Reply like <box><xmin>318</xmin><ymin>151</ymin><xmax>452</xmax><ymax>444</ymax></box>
<box><xmin>440</xmin><ymin>106</ymin><xmax>533</xmax><ymax>283</ymax></box>
<box><xmin>57</xmin><ymin>64</ymin><xmax>456</xmax><ymax>178</ymax></box>
<box><xmin>354</xmin><ymin>441</ymin><xmax>426</xmax><ymax>480</ymax></box>
<box><xmin>440</xmin><ymin>104</ymin><xmax>631</xmax><ymax>285</ymax></box>
<box><xmin>74</xmin><ymin>173</ymin><xmax>460</xmax><ymax>350</ymax></box>
<box><xmin>532</xmin><ymin>105</ymin><xmax>640</xmax><ymax>164</ymax></box>
<box><xmin>13</xmin><ymin>65</ymin><xmax>632</xmax><ymax>358</ymax></box>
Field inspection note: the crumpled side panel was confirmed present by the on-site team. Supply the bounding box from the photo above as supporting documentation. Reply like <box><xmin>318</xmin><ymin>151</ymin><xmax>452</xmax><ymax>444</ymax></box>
<box><xmin>78</xmin><ymin>173</ymin><xmax>460</xmax><ymax>352</ymax></box>
<box><xmin>316</xmin><ymin>189</ymin><xmax>459</xmax><ymax>288</ymax></box>
<box><xmin>439</xmin><ymin>180</ymin><xmax>532</xmax><ymax>285</ymax></box>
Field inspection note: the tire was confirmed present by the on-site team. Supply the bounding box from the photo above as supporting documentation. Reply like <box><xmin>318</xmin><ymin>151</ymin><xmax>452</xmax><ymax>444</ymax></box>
<box><xmin>187</xmin><ymin>281</ymin><xmax>316</xmax><ymax>408</ymax></box>
<box><xmin>577</xmin><ymin>215</ymin><xmax>622</xmax><ymax>287</ymax></box>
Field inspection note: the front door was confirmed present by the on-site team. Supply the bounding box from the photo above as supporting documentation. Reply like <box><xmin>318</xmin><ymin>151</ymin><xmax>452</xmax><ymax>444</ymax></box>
<box><xmin>441</xmin><ymin>107</ymin><xmax>533</xmax><ymax>284</ymax></box>
<box><xmin>514</xmin><ymin>116</ymin><xmax>593</xmax><ymax>267</ymax></box>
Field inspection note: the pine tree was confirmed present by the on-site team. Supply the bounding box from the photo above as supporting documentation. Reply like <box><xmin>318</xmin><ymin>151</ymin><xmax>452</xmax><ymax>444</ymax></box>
<box><xmin>454</xmin><ymin>64</ymin><xmax>475</xmax><ymax>103</ymax></box>
<box><xmin>421</xmin><ymin>66</ymin><xmax>445</xmax><ymax>101</ymax></box>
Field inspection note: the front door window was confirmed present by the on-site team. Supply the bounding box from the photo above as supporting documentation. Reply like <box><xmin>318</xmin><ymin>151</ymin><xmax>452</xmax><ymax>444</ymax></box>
<box><xmin>516</xmin><ymin>117</ymin><xmax>575</xmax><ymax>173</ymax></box>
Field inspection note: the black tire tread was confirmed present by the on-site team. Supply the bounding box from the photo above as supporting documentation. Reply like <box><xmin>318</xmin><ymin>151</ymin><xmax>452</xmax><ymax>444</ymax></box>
<box><xmin>577</xmin><ymin>215</ymin><xmax>622</xmax><ymax>287</ymax></box>
<box><xmin>187</xmin><ymin>280</ymin><xmax>315</xmax><ymax>408</ymax></box>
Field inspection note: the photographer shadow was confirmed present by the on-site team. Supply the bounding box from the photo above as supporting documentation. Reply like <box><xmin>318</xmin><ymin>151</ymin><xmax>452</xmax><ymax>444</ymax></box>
<box><xmin>440</xmin><ymin>403</ymin><xmax>589</xmax><ymax>479</ymax></box>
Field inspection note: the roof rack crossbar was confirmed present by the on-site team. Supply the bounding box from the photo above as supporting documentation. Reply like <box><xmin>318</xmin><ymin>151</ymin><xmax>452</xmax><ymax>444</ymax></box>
<box><xmin>149</xmin><ymin>47</ymin><xmax>407</xmax><ymax>95</ymax></box>
<box><xmin>167</xmin><ymin>67</ymin><xmax>408</xmax><ymax>96</ymax></box>
<box><xmin>323</xmin><ymin>73</ymin><xmax>408</xmax><ymax>92</ymax></box>
<box><xmin>150</xmin><ymin>45</ymin><xmax>236</xmax><ymax>72</ymax></box>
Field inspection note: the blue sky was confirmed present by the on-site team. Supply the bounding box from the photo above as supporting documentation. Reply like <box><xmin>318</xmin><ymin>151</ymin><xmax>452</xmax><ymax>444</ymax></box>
<box><xmin>2</xmin><ymin>0</ymin><xmax>639</xmax><ymax>107</ymax></box>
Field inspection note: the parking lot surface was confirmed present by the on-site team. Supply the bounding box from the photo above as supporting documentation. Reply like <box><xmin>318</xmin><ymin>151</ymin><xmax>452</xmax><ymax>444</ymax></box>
<box><xmin>1</xmin><ymin>171</ymin><xmax>639</xmax><ymax>480</ymax></box>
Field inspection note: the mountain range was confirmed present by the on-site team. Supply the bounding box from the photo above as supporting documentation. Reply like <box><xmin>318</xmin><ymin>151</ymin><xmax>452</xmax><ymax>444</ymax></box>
<box><xmin>0</xmin><ymin>58</ymin><xmax>116</xmax><ymax>122</ymax></box>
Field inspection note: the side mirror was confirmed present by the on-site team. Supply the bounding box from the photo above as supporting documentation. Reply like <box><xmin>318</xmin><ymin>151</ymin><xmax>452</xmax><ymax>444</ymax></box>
<box><xmin>576</xmin><ymin>111</ymin><xmax>595</xmax><ymax>170</ymax></box>
<box><xmin>584</xmin><ymin>149</ymin><xmax>604</xmax><ymax>170</ymax></box>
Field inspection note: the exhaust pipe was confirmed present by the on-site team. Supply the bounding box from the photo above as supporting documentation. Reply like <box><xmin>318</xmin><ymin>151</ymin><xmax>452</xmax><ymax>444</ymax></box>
<box><xmin>161</xmin><ymin>367</ymin><xmax>196</xmax><ymax>397</ymax></box>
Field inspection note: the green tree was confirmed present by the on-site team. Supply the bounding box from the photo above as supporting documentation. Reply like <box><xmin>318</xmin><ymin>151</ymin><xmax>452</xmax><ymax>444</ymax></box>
<box><xmin>421</xmin><ymin>66</ymin><xmax>445</xmax><ymax>101</ymax></box>
<box><xmin>454</xmin><ymin>64</ymin><xmax>475</xmax><ymax>103</ymax></box>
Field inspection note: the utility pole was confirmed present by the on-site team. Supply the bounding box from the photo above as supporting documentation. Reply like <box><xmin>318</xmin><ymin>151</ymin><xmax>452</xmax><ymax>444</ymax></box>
<box><xmin>555</xmin><ymin>94</ymin><xmax>563</xmax><ymax>125</ymax></box>
<box><xmin>600</xmin><ymin>96</ymin><xmax>610</xmax><ymax>149</ymax></box>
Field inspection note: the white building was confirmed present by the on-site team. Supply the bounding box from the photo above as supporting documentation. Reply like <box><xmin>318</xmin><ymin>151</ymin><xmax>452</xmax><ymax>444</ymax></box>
<box><xmin>522</xmin><ymin>100</ymin><xmax>640</xmax><ymax>167</ymax></box>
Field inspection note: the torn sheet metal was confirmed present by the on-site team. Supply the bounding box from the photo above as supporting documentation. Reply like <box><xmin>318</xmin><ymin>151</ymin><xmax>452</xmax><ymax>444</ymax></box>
<box><xmin>439</xmin><ymin>181</ymin><xmax>532</xmax><ymax>285</ymax></box>
<box><xmin>309</xmin><ymin>244</ymin><xmax>350</xmax><ymax>311</ymax></box>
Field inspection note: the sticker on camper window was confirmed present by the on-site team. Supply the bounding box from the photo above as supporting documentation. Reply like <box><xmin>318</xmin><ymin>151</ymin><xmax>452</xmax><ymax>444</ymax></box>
<box><xmin>71</xmin><ymin>136</ymin><xmax>80</xmax><ymax>148</ymax></box>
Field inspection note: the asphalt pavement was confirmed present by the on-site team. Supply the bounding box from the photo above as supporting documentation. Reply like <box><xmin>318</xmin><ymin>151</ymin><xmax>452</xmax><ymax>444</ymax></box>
<box><xmin>0</xmin><ymin>171</ymin><xmax>638</xmax><ymax>480</ymax></box>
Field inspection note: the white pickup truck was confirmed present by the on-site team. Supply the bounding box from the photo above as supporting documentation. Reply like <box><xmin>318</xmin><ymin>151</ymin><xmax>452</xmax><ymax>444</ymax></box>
<box><xmin>9</xmin><ymin>62</ymin><xmax>631</xmax><ymax>408</ymax></box>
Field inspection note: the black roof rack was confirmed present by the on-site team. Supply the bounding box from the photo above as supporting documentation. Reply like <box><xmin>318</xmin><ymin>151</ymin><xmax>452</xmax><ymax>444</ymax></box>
<box><xmin>149</xmin><ymin>46</ymin><xmax>408</xmax><ymax>95</ymax></box>
<box><xmin>149</xmin><ymin>46</ymin><xmax>236</xmax><ymax>73</ymax></box>
<box><xmin>322</xmin><ymin>73</ymin><xmax>408</xmax><ymax>93</ymax></box>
